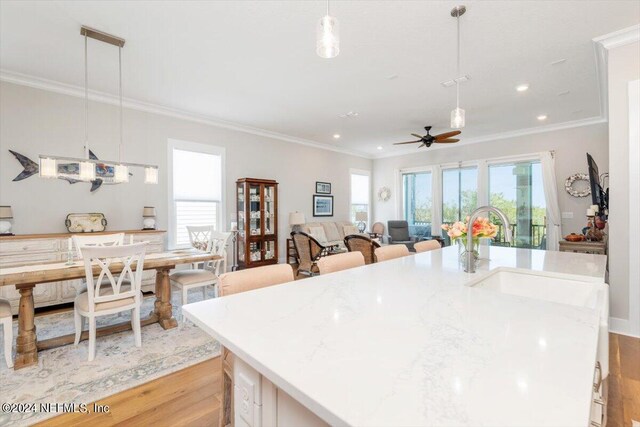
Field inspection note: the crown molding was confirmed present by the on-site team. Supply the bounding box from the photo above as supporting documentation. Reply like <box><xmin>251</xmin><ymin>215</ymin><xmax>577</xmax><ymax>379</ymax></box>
<box><xmin>0</xmin><ymin>69</ymin><xmax>373</xmax><ymax>160</ymax></box>
<box><xmin>592</xmin><ymin>25</ymin><xmax>640</xmax><ymax>120</ymax></box>
<box><xmin>372</xmin><ymin>116</ymin><xmax>607</xmax><ymax>160</ymax></box>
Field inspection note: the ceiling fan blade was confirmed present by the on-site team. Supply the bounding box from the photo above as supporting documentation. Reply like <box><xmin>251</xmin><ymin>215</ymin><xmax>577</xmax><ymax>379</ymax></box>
<box><xmin>393</xmin><ymin>140</ymin><xmax>422</xmax><ymax>145</ymax></box>
<box><xmin>410</xmin><ymin>133</ymin><xmax>424</xmax><ymax>139</ymax></box>
<box><xmin>435</xmin><ymin>138</ymin><xmax>460</xmax><ymax>143</ymax></box>
<box><xmin>434</xmin><ymin>130</ymin><xmax>462</xmax><ymax>140</ymax></box>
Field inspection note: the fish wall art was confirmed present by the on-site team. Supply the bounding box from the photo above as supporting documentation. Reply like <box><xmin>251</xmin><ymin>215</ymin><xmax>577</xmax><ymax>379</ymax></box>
<box><xmin>9</xmin><ymin>150</ymin><xmax>133</xmax><ymax>192</ymax></box>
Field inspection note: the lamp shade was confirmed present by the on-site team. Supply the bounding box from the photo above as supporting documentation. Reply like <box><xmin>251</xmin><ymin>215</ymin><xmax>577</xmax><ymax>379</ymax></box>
<box><xmin>355</xmin><ymin>211</ymin><xmax>368</xmax><ymax>222</ymax></box>
<box><xmin>289</xmin><ymin>212</ymin><xmax>306</xmax><ymax>226</ymax></box>
<box><xmin>0</xmin><ymin>206</ymin><xmax>13</xmax><ymax>219</ymax></box>
<box><xmin>142</xmin><ymin>206</ymin><xmax>156</xmax><ymax>217</ymax></box>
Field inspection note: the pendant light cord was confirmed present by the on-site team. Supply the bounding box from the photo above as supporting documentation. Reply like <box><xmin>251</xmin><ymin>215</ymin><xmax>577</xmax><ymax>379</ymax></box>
<box><xmin>326</xmin><ymin>0</ymin><xmax>330</xmax><ymax>16</ymax></box>
<box><xmin>119</xmin><ymin>46</ymin><xmax>123</xmax><ymax>163</ymax></box>
<box><xmin>84</xmin><ymin>34</ymin><xmax>89</xmax><ymax>160</ymax></box>
<box><xmin>456</xmin><ymin>10</ymin><xmax>460</xmax><ymax>109</ymax></box>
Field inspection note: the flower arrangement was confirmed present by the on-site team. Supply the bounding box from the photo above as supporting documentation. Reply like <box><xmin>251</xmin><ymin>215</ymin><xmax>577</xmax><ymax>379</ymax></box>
<box><xmin>441</xmin><ymin>217</ymin><xmax>498</xmax><ymax>244</ymax></box>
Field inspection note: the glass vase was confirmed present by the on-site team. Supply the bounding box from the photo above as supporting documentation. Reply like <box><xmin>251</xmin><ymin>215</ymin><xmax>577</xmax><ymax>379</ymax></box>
<box><xmin>458</xmin><ymin>238</ymin><xmax>480</xmax><ymax>270</ymax></box>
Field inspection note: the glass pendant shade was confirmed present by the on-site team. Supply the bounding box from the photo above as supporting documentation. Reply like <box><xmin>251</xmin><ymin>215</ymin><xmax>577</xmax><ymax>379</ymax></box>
<box><xmin>144</xmin><ymin>166</ymin><xmax>159</xmax><ymax>184</ymax></box>
<box><xmin>450</xmin><ymin>107</ymin><xmax>465</xmax><ymax>129</ymax></box>
<box><xmin>114</xmin><ymin>164</ymin><xmax>129</xmax><ymax>183</ymax></box>
<box><xmin>79</xmin><ymin>160</ymin><xmax>96</xmax><ymax>181</ymax></box>
<box><xmin>316</xmin><ymin>15</ymin><xmax>339</xmax><ymax>58</ymax></box>
<box><xmin>39</xmin><ymin>157</ymin><xmax>58</xmax><ymax>178</ymax></box>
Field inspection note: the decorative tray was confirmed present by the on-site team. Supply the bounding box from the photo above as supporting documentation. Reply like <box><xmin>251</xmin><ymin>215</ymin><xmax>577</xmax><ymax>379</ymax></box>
<box><xmin>65</xmin><ymin>213</ymin><xmax>108</xmax><ymax>233</ymax></box>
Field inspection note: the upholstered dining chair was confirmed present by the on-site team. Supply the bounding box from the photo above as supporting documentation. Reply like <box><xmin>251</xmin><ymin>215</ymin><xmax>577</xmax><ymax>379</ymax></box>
<box><xmin>171</xmin><ymin>231</ymin><xmax>232</xmax><ymax>306</ymax></box>
<box><xmin>371</xmin><ymin>222</ymin><xmax>385</xmax><ymax>239</ymax></box>
<box><xmin>217</xmin><ymin>263</ymin><xmax>294</xmax><ymax>427</ymax></box>
<box><xmin>291</xmin><ymin>231</ymin><xmax>326</xmax><ymax>276</ymax></box>
<box><xmin>414</xmin><ymin>240</ymin><xmax>442</xmax><ymax>253</ymax></box>
<box><xmin>344</xmin><ymin>234</ymin><xmax>381</xmax><ymax>265</ymax></box>
<box><xmin>317</xmin><ymin>252</ymin><xmax>365</xmax><ymax>275</ymax></box>
<box><xmin>1</xmin><ymin>298</ymin><xmax>12</xmax><ymax>368</ymax></box>
<box><xmin>375</xmin><ymin>244</ymin><xmax>410</xmax><ymax>262</ymax></box>
<box><xmin>74</xmin><ymin>242</ymin><xmax>147</xmax><ymax>362</ymax></box>
<box><xmin>72</xmin><ymin>233</ymin><xmax>127</xmax><ymax>294</ymax></box>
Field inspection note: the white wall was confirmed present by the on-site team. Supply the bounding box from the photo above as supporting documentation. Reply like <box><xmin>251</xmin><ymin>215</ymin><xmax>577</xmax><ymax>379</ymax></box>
<box><xmin>0</xmin><ymin>82</ymin><xmax>372</xmax><ymax>260</ymax></box>
<box><xmin>372</xmin><ymin>123</ymin><xmax>609</xmax><ymax>236</ymax></box>
<box><xmin>607</xmin><ymin>41</ymin><xmax>640</xmax><ymax>336</ymax></box>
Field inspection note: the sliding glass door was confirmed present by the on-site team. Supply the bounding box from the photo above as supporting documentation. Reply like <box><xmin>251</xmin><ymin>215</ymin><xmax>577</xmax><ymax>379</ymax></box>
<box><xmin>488</xmin><ymin>161</ymin><xmax>546</xmax><ymax>248</ymax></box>
<box><xmin>442</xmin><ymin>167</ymin><xmax>478</xmax><ymax>223</ymax></box>
<box><xmin>402</xmin><ymin>171</ymin><xmax>432</xmax><ymax>236</ymax></box>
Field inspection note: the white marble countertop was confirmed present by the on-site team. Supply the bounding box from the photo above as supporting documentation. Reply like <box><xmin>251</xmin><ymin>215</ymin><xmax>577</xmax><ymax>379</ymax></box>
<box><xmin>184</xmin><ymin>246</ymin><xmax>607</xmax><ymax>427</ymax></box>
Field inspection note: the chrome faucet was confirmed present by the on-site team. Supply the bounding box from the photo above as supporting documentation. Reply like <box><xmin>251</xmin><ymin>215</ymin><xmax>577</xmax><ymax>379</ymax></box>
<box><xmin>465</xmin><ymin>206</ymin><xmax>512</xmax><ymax>273</ymax></box>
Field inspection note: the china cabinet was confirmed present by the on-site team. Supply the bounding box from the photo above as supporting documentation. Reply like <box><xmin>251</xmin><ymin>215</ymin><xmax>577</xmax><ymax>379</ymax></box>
<box><xmin>236</xmin><ymin>178</ymin><xmax>279</xmax><ymax>269</ymax></box>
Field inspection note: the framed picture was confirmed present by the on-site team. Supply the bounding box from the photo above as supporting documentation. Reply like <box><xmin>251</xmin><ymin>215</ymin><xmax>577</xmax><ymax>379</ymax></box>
<box><xmin>315</xmin><ymin>181</ymin><xmax>331</xmax><ymax>194</ymax></box>
<box><xmin>313</xmin><ymin>195</ymin><xmax>334</xmax><ymax>217</ymax></box>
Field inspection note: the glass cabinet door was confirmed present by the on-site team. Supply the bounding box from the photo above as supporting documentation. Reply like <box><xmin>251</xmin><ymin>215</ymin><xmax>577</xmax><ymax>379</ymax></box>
<box><xmin>237</xmin><ymin>183</ymin><xmax>246</xmax><ymax>239</ymax></box>
<box><xmin>249</xmin><ymin>241</ymin><xmax>262</xmax><ymax>263</ymax></box>
<box><xmin>249</xmin><ymin>183</ymin><xmax>261</xmax><ymax>237</ymax></box>
<box><xmin>263</xmin><ymin>239</ymin><xmax>276</xmax><ymax>261</ymax></box>
<box><xmin>263</xmin><ymin>184</ymin><xmax>276</xmax><ymax>236</ymax></box>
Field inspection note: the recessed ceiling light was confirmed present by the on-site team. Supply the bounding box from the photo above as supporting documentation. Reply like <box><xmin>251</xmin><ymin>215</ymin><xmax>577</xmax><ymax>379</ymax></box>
<box><xmin>339</xmin><ymin>111</ymin><xmax>359</xmax><ymax>118</ymax></box>
<box><xmin>557</xmin><ymin>90</ymin><xmax>570</xmax><ymax>96</ymax></box>
<box><xmin>537</xmin><ymin>114</ymin><xmax>548</xmax><ymax>121</ymax></box>
<box><xmin>377</xmin><ymin>146</ymin><xmax>383</xmax><ymax>150</ymax></box>
<box><xmin>386</xmin><ymin>74</ymin><xmax>399</xmax><ymax>80</ymax></box>
<box><xmin>333</xmin><ymin>134</ymin><xmax>341</xmax><ymax>139</ymax></box>
<box><xmin>551</xmin><ymin>59</ymin><xmax>566</xmax><ymax>66</ymax></box>
<box><xmin>516</xmin><ymin>84</ymin><xmax>529</xmax><ymax>92</ymax></box>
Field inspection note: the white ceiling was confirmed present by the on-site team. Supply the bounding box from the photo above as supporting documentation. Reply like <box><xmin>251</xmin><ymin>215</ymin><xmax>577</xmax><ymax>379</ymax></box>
<box><xmin>1</xmin><ymin>1</ymin><xmax>638</xmax><ymax>158</ymax></box>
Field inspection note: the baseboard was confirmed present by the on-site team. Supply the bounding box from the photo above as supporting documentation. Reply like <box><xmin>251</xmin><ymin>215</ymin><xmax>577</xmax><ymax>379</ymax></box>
<box><xmin>609</xmin><ymin>316</ymin><xmax>640</xmax><ymax>338</ymax></box>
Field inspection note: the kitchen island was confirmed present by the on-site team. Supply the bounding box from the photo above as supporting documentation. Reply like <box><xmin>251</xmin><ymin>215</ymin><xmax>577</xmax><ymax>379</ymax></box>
<box><xmin>184</xmin><ymin>246</ymin><xmax>608</xmax><ymax>427</ymax></box>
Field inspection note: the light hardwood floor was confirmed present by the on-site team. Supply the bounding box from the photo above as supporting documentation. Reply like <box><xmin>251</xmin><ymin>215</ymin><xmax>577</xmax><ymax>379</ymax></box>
<box><xmin>40</xmin><ymin>333</ymin><xmax>640</xmax><ymax>426</ymax></box>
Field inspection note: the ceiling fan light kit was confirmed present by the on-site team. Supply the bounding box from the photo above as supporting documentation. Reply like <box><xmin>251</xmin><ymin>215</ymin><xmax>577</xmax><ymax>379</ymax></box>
<box><xmin>316</xmin><ymin>0</ymin><xmax>339</xmax><ymax>59</ymax></box>
<box><xmin>38</xmin><ymin>26</ymin><xmax>158</xmax><ymax>184</ymax></box>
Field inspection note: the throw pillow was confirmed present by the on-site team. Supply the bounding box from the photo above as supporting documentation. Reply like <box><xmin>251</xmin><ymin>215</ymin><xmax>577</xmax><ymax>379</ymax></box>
<box><xmin>343</xmin><ymin>225</ymin><xmax>360</xmax><ymax>236</ymax></box>
<box><xmin>308</xmin><ymin>226</ymin><xmax>329</xmax><ymax>245</ymax></box>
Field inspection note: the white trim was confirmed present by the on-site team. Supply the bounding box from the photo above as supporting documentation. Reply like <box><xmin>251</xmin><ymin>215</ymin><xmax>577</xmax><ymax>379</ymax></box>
<box><xmin>592</xmin><ymin>25</ymin><xmax>640</xmax><ymax>121</ymax></box>
<box><xmin>627</xmin><ymin>79</ymin><xmax>640</xmax><ymax>337</ymax></box>
<box><xmin>609</xmin><ymin>317</ymin><xmax>640</xmax><ymax>339</ymax></box>
<box><xmin>373</xmin><ymin>116</ymin><xmax>607</xmax><ymax>159</ymax></box>
<box><xmin>0</xmin><ymin>69</ymin><xmax>371</xmax><ymax>160</ymax></box>
<box><xmin>167</xmin><ymin>139</ymin><xmax>226</xmax><ymax>250</ymax></box>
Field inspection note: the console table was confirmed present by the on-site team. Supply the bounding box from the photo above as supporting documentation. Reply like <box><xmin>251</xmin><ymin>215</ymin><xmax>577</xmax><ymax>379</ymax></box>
<box><xmin>0</xmin><ymin>230</ymin><xmax>165</xmax><ymax>315</ymax></box>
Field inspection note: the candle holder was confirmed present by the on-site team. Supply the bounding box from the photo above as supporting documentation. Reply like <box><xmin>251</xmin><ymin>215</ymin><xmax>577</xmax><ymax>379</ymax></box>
<box><xmin>585</xmin><ymin>215</ymin><xmax>604</xmax><ymax>242</ymax></box>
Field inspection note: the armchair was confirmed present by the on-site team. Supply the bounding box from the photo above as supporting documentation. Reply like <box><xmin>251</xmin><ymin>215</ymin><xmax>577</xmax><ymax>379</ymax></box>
<box><xmin>386</xmin><ymin>220</ymin><xmax>420</xmax><ymax>251</ymax></box>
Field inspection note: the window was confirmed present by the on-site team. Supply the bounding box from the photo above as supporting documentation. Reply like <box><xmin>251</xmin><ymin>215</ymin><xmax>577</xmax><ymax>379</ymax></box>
<box><xmin>488</xmin><ymin>161</ymin><xmax>546</xmax><ymax>248</ymax></box>
<box><xmin>170</xmin><ymin>143</ymin><xmax>223</xmax><ymax>248</ymax></box>
<box><xmin>350</xmin><ymin>171</ymin><xmax>370</xmax><ymax>225</ymax></box>
<box><xmin>402</xmin><ymin>171</ymin><xmax>432</xmax><ymax>227</ymax></box>
<box><xmin>442</xmin><ymin>167</ymin><xmax>477</xmax><ymax>223</ymax></box>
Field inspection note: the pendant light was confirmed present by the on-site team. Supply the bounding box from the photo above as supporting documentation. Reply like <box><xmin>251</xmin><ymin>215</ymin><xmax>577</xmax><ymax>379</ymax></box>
<box><xmin>113</xmin><ymin>45</ymin><xmax>129</xmax><ymax>183</ymax></box>
<box><xmin>38</xmin><ymin>26</ymin><xmax>158</xmax><ymax>185</ymax></box>
<box><xmin>316</xmin><ymin>0</ymin><xmax>339</xmax><ymax>59</ymax></box>
<box><xmin>450</xmin><ymin>5</ymin><xmax>466</xmax><ymax>129</ymax></box>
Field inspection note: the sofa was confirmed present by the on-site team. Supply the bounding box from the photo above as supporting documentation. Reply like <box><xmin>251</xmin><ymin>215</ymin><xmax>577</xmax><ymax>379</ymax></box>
<box><xmin>301</xmin><ymin>221</ymin><xmax>365</xmax><ymax>250</ymax></box>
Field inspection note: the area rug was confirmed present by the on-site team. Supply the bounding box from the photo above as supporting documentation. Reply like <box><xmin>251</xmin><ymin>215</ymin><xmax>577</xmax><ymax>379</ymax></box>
<box><xmin>0</xmin><ymin>289</ymin><xmax>220</xmax><ymax>427</ymax></box>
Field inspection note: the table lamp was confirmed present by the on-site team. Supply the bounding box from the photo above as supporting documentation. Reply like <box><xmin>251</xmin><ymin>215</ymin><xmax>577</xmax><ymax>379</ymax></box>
<box><xmin>289</xmin><ymin>212</ymin><xmax>305</xmax><ymax>233</ymax></box>
<box><xmin>0</xmin><ymin>206</ymin><xmax>14</xmax><ymax>235</ymax></box>
<box><xmin>355</xmin><ymin>211</ymin><xmax>368</xmax><ymax>233</ymax></box>
<box><xmin>142</xmin><ymin>206</ymin><xmax>157</xmax><ymax>230</ymax></box>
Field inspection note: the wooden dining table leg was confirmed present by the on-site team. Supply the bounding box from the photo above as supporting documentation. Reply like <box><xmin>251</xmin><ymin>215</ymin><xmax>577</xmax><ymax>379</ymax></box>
<box><xmin>14</xmin><ymin>284</ymin><xmax>38</xmax><ymax>369</ymax></box>
<box><xmin>153</xmin><ymin>267</ymin><xmax>178</xmax><ymax>330</ymax></box>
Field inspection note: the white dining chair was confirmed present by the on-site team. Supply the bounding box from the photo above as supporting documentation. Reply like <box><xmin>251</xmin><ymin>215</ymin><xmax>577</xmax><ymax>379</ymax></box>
<box><xmin>0</xmin><ymin>298</ymin><xmax>12</xmax><ymax>368</ymax></box>
<box><xmin>171</xmin><ymin>231</ymin><xmax>232</xmax><ymax>307</ymax></box>
<box><xmin>74</xmin><ymin>242</ymin><xmax>147</xmax><ymax>362</ymax></box>
<box><xmin>414</xmin><ymin>240</ymin><xmax>442</xmax><ymax>253</ymax></box>
<box><xmin>72</xmin><ymin>233</ymin><xmax>127</xmax><ymax>294</ymax></box>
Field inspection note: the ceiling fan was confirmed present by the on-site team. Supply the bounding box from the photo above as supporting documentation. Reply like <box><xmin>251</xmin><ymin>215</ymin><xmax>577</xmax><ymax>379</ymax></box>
<box><xmin>393</xmin><ymin>126</ymin><xmax>461</xmax><ymax>148</ymax></box>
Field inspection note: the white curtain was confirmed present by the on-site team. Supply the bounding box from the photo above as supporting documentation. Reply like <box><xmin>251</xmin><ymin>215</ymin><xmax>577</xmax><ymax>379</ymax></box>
<box><xmin>431</xmin><ymin>165</ymin><xmax>442</xmax><ymax>236</ymax></box>
<box><xmin>540</xmin><ymin>151</ymin><xmax>562</xmax><ymax>251</ymax></box>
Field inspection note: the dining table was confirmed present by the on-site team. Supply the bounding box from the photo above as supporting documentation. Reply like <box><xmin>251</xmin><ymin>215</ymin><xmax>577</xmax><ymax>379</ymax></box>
<box><xmin>0</xmin><ymin>248</ymin><xmax>221</xmax><ymax>370</ymax></box>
